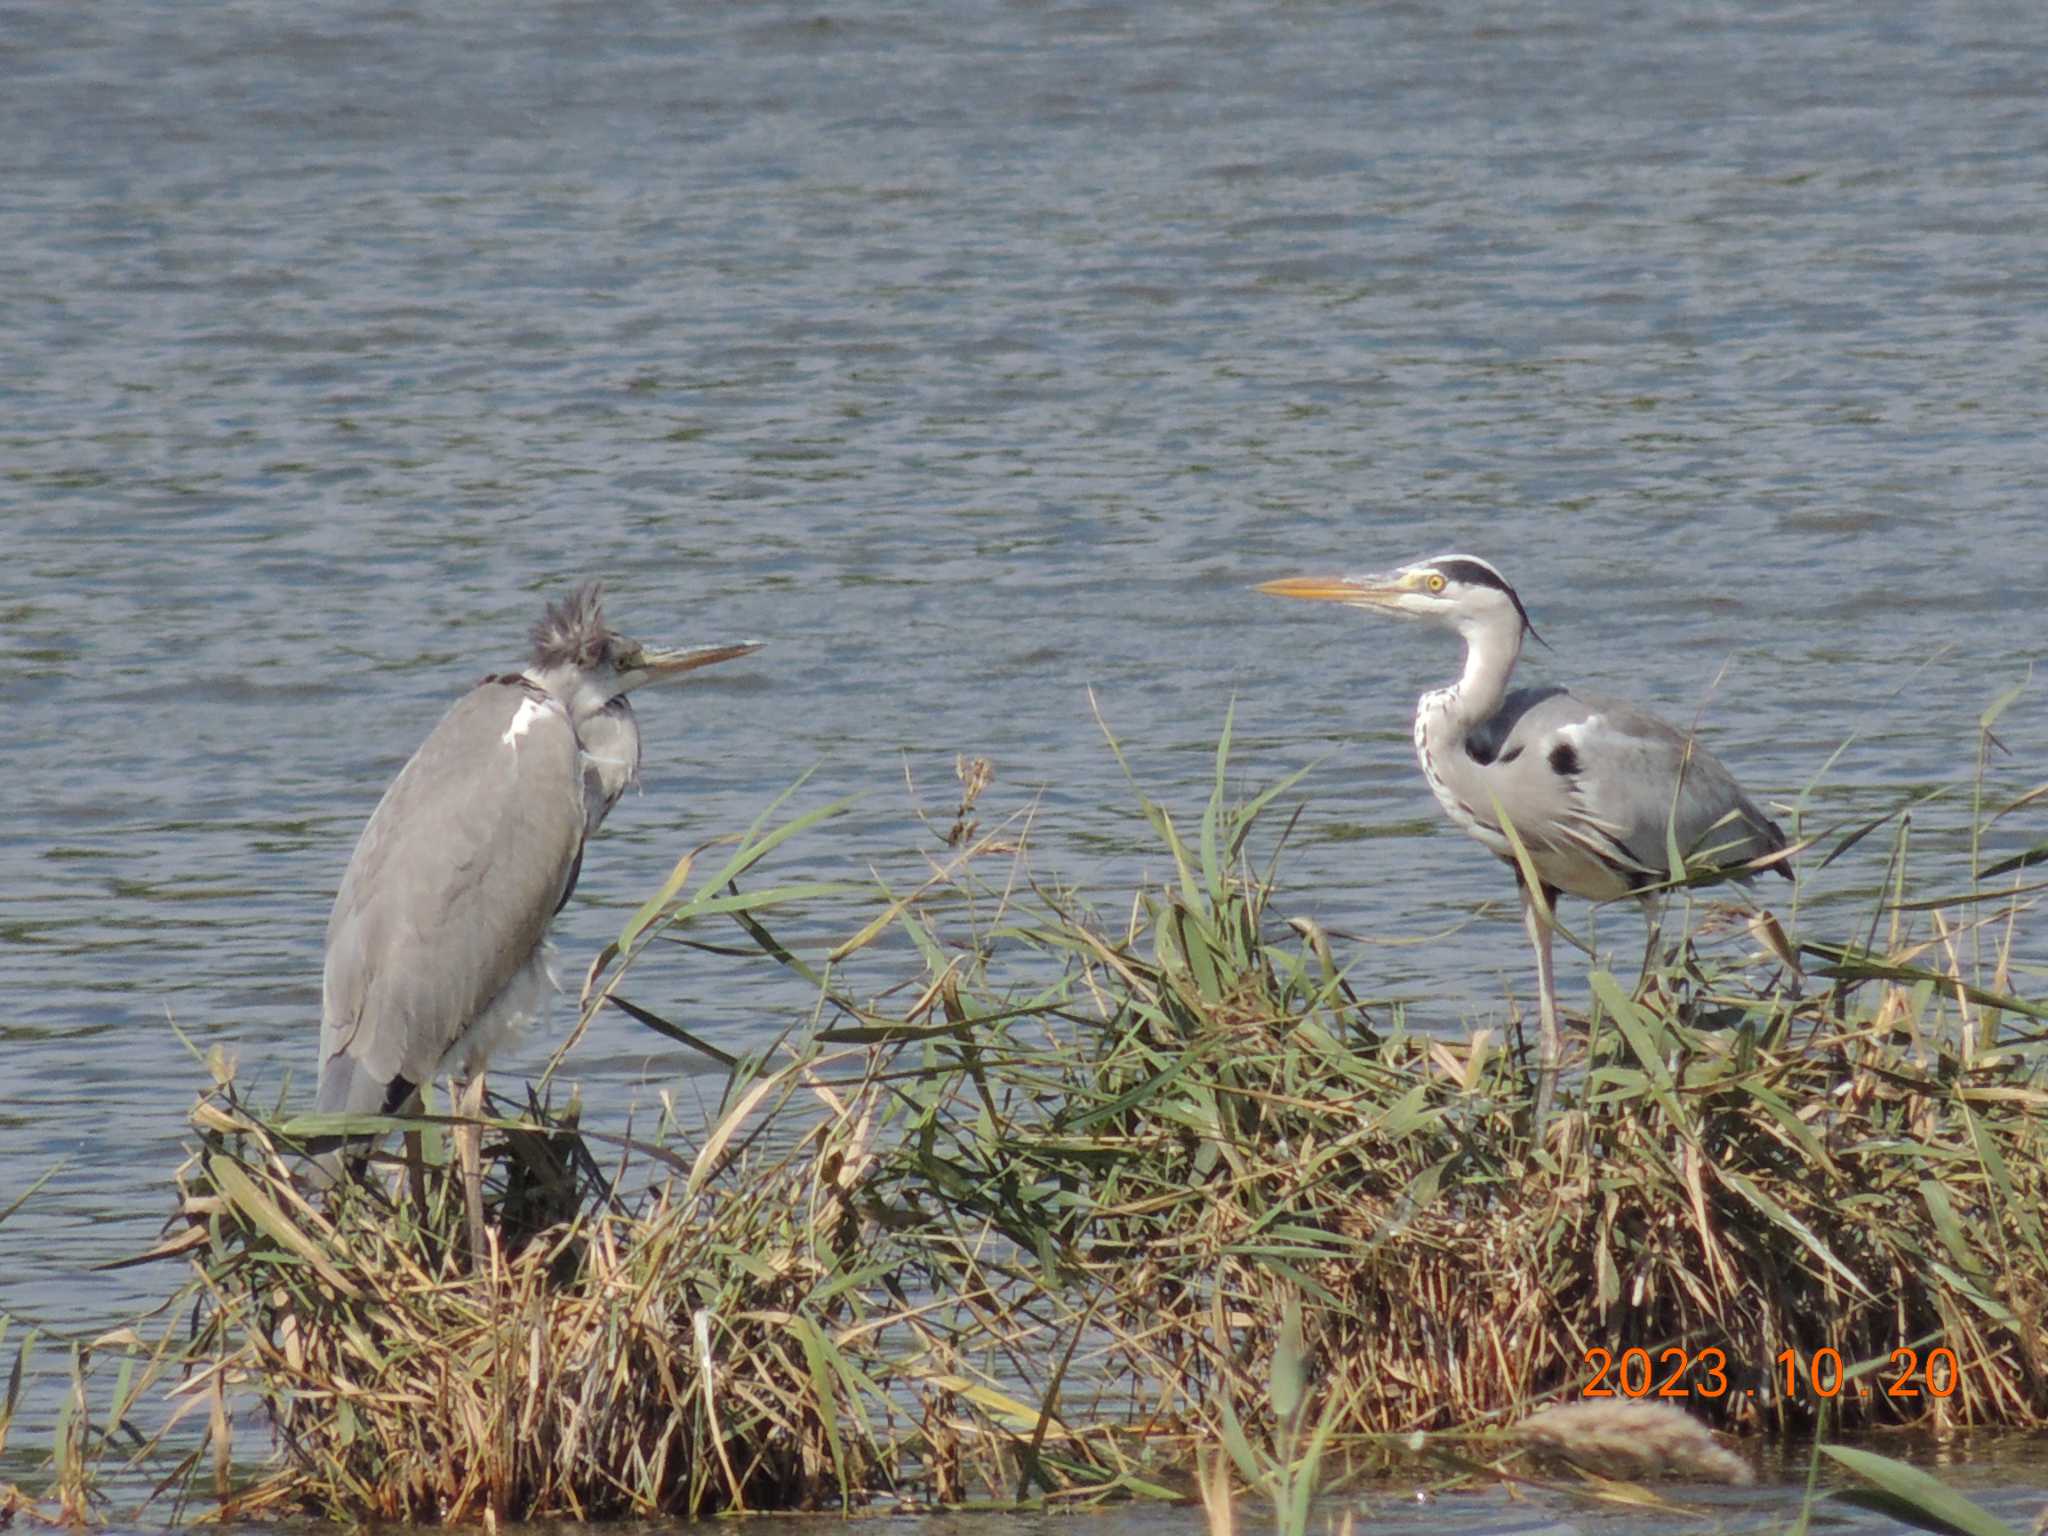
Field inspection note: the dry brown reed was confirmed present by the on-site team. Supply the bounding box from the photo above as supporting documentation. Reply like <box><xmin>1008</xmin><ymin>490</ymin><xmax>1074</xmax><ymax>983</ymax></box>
<box><xmin>161</xmin><ymin>1062</ymin><xmax>908</xmax><ymax>1521</ymax></box>
<box><xmin>152</xmin><ymin>1029</ymin><xmax>1183</xmax><ymax>1523</ymax></box>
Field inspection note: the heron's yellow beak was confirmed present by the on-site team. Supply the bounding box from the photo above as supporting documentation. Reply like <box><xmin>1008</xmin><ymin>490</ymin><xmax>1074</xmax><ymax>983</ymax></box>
<box><xmin>1255</xmin><ymin>574</ymin><xmax>1405</xmax><ymax>607</ymax></box>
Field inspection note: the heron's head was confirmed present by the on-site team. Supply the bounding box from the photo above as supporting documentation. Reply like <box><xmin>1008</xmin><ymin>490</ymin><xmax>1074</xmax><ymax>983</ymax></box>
<box><xmin>529</xmin><ymin>582</ymin><xmax>762</xmax><ymax>722</ymax></box>
<box><xmin>1256</xmin><ymin>554</ymin><xmax>1541</xmax><ymax>646</ymax></box>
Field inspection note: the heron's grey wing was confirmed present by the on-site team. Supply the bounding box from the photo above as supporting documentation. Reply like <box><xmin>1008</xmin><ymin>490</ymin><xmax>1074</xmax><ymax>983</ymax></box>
<box><xmin>1468</xmin><ymin>689</ymin><xmax>1783</xmax><ymax>895</ymax></box>
<box><xmin>1448</xmin><ymin>687</ymin><xmax>1783</xmax><ymax>902</ymax></box>
<box><xmin>1563</xmin><ymin>692</ymin><xmax>1786</xmax><ymax>875</ymax></box>
<box><xmin>1441</xmin><ymin>688</ymin><xmax>1651</xmax><ymax>897</ymax></box>
<box><xmin>318</xmin><ymin>681</ymin><xmax>586</xmax><ymax>1114</ymax></box>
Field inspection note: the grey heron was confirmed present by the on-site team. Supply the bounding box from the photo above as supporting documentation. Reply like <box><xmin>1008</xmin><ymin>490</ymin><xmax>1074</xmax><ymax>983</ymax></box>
<box><xmin>317</xmin><ymin>583</ymin><xmax>758</xmax><ymax>1197</ymax></box>
<box><xmin>1257</xmin><ymin>554</ymin><xmax>1789</xmax><ymax>1120</ymax></box>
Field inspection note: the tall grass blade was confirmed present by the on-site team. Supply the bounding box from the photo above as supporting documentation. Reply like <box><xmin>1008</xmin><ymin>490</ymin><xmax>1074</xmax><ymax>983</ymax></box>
<box><xmin>1822</xmin><ymin>1444</ymin><xmax>2028</xmax><ymax>1536</ymax></box>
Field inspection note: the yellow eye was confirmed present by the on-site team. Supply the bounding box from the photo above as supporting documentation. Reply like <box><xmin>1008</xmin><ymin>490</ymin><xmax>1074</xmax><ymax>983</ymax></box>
<box><xmin>1425</xmin><ymin>573</ymin><xmax>1446</xmax><ymax>593</ymax></box>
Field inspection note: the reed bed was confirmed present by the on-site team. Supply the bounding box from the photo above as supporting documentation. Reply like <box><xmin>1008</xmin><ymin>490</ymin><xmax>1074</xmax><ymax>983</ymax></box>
<box><xmin>161</xmin><ymin>1066</ymin><xmax>907</xmax><ymax>1521</ymax></box>
<box><xmin>16</xmin><ymin>724</ymin><xmax>2044</xmax><ymax>1523</ymax></box>
<box><xmin>144</xmin><ymin>1025</ymin><xmax>1161</xmax><ymax>1519</ymax></box>
<box><xmin>853</xmin><ymin>722</ymin><xmax>2047</xmax><ymax>1444</ymax></box>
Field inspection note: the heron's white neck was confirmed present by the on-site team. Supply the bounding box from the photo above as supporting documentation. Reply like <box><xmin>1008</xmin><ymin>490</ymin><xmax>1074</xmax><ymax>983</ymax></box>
<box><xmin>1431</xmin><ymin>621</ymin><xmax>1521</xmax><ymax>735</ymax></box>
<box><xmin>1409</xmin><ymin>622</ymin><xmax>1523</xmax><ymax>855</ymax></box>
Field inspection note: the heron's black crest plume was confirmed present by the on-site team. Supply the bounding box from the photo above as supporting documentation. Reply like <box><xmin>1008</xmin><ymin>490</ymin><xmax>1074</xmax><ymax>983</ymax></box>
<box><xmin>1433</xmin><ymin>555</ymin><xmax>1546</xmax><ymax>649</ymax></box>
<box><xmin>530</xmin><ymin>583</ymin><xmax>618</xmax><ymax>671</ymax></box>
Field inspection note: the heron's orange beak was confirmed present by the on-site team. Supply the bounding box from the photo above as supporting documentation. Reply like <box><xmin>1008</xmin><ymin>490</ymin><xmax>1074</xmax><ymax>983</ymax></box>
<box><xmin>1255</xmin><ymin>575</ymin><xmax>1405</xmax><ymax>607</ymax></box>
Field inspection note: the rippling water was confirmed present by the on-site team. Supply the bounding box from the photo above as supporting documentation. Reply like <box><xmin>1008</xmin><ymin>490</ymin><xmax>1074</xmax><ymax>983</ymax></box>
<box><xmin>4</xmin><ymin>0</ymin><xmax>2045</xmax><ymax>1525</ymax></box>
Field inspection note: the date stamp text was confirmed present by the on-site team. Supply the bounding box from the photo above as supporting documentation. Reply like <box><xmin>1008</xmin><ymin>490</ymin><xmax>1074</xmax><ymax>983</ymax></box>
<box><xmin>1581</xmin><ymin>1346</ymin><xmax>1961</xmax><ymax>1401</ymax></box>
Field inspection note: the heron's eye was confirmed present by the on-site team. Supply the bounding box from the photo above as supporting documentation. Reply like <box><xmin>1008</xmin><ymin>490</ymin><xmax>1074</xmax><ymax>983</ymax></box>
<box><xmin>1425</xmin><ymin>573</ymin><xmax>1446</xmax><ymax>593</ymax></box>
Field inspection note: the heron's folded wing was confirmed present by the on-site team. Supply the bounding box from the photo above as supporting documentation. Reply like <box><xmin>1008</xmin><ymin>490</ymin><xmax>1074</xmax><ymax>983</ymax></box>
<box><xmin>1465</xmin><ymin>690</ymin><xmax>1661</xmax><ymax>891</ymax></box>
<box><xmin>319</xmin><ymin>682</ymin><xmax>585</xmax><ymax>1107</ymax></box>
<box><xmin>1563</xmin><ymin>694</ymin><xmax>1784</xmax><ymax>876</ymax></box>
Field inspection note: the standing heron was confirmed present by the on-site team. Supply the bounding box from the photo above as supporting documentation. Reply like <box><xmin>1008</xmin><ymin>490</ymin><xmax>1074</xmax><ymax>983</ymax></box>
<box><xmin>317</xmin><ymin>583</ymin><xmax>758</xmax><ymax>1216</ymax></box>
<box><xmin>1258</xmin><ymin>555</ymin><xmax>1789</xmax><ymax>1119</ymax></box>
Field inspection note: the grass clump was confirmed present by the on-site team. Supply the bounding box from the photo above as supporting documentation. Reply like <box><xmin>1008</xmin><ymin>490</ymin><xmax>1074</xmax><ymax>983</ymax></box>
<box><xmin>49</xmin><ymin>715</ymin><xmax>2047</xmax><ymax>1522</ymax></box>
<box><xmin>848</xmin><ymin>710</ymin><xmax>2048</xmax><ymax>1442</ymax></box>
<box><xmin>162</xmin><ymin>1053</ymin><xmax>908</xmax><ymax>1522</ymax></box>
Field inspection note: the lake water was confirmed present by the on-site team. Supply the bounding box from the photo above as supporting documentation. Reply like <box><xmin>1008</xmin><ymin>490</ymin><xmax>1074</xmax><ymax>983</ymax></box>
<box><xmin>4</xmin><ymin>0</ymin><xmax>2045</xmax><ymax>1527</ymax></box>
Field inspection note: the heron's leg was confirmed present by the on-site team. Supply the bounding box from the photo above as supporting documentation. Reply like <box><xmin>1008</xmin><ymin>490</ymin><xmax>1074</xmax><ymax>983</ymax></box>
<box><xmin>455</xmin><ymin>1075</ymin><xmax>488</xmax><ymax>1267</ymax></box>
<box><xmin>1635</xmin><ymin>892</ymin><xmax>1665</xmax><ymax>993</ymax></box>
<box><xmin>402</xmin><ymin>1129</ymin><xmax>428</xmax><ymax>1224</ymax></box>
<box><xmin>1521</xmin><ymin>881</ymin><xmax>1561</xmax><ymax>1124</ymax></box>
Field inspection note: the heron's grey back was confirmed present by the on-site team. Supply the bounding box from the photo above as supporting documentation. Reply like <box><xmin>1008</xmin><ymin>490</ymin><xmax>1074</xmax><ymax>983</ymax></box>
<box><xmin>318</xmin><ymin>681</ymin><xmax>586</xmax><ymax>1113</ymax></box>
<box><xmin>1449</xmin><ymin>686</ymin><xmax>1783</xmax><ymax>894</ymax></box>
<box><xmin>1563</xmin><ymin>690</ymin><xmax>1785</xmax><ymax>873</ymax></box>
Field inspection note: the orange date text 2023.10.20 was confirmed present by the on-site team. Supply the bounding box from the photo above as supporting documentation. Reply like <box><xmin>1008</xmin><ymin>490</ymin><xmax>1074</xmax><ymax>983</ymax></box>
<box><xmin>1581</xmin><ymin>1345</ymin><xmax>1961</xmax><ymax>1403</ymax></box>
